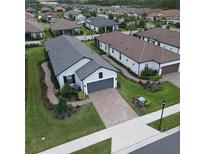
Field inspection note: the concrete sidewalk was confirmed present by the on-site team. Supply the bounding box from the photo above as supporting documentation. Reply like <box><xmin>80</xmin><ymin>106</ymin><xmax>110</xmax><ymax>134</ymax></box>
<box><xmin>39</xmin><ymin>104</ymin><xmax>179</xmax><ymax>154</ymax></box>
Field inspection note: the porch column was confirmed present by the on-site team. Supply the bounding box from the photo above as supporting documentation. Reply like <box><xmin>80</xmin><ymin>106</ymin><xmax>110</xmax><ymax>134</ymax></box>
<box><xmin>105</xmin><ymin>27</ymin><xmax>107</xmax><ymax>32</ymax></box>
<box><xmin>159</xmin><ymin>68</ymin><xmax>162</xmax><ymax>75</ymax></box>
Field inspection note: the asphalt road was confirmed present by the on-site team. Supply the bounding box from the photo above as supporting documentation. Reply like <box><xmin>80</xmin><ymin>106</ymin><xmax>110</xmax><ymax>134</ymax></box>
<box><xmin>130</xmin><ymin>132</ymin><xmax>180</xmax><ymax>154</ymax></box>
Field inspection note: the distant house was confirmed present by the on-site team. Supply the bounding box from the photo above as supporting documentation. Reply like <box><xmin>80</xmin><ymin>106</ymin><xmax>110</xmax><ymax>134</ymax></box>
<box><xmin>166</xmin><ymin>16</ymin><xmax>180</xmax><ymax>25</ymax></box>
<box><xmin>42</xmin><ymin>12</ymin><xmax>58</xmax><ymax>22</ymax></box>
<box><xmin>64</xmin><ymin>10</ymin><xmax>86</xmax><ymax>24</ymax></box>
<box><xmin>50</xmin><ymin>18</ymin><xmax>80</xmax><ymax>36</ymax></box>
<box><xmin>45</xmin><ymin>35</ymin><xmax>118</xmax><ymax>94</ymax></box>
<box><xmin>54</xmin><ymin>6</ymin><xmax>66</xmax><ymax>12</ymax></box>
<box><xmin>41</xmin><ymin>7</ymin><xmax>52</xmax><ymax>13</ymax></box>
<box><xmin>146</xmin><ymin>9</ymin><xmax>180</xmax><ymax>23</ymax></box>
<box><xmin>26</xmin><ymin>7</ymin><xmax>36</xmax><ymax>13</ymax></box>
<box><xmin>85</xmin><ymin>16</ymin><xmax>118</xmax><ymax>33</ymax></box>
<box><xmin>136</xmin><ymin>28</ymin><xmax>180</xmax><ymax>54</ymax></box>
<box><xmin>25</xmin><ymin>19</ymin><xmax>44</xmax><ymax>40</ymax></box>
<box><xmin>95</xmin><ymin>31</ymin><xmax>180</xmax><ymax>76</ymax></box>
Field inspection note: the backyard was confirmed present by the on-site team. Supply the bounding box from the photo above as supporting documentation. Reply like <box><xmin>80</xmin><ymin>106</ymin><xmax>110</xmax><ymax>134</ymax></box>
<box><xmin>148</xmin><ymin>112</ymin><xmax>180</xmax><ymax>132</ymax></box>
<box><xmin>25</xmin><ymin>47</ymin><xmax>105</xmax><ymax>154</ymax></box>
<box><xmin>80</xmin><ymin>24</ymin><xmax>96</xmax><ymax>35</ymax></box>
<box><xmin>118</xmin><ymin>74</ymin><xmax>180</xmax><ymax>115</ymax></box>
<box><xmin>73</xmin><ymin>138</ymin><xmax>111</xmax><ymax>154</ymax></box>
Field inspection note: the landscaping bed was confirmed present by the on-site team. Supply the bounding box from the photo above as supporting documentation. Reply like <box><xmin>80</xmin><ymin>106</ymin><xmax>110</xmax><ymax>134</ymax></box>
<box><xmin>118</xmin><ymin>74</ymin><xmax>180</xmax><ymax>115</ymax></box>
<box><xmin>72</xmin><ymin>138</ymin><xmax>111</xmax><ymax>154</ymax></box>
<box><xmin>148</xmin><ymin>112</ymin><xmax>180</xmax><ymax>132</ymax></box>
<box><xmin>25</xmin><ymin>47</ymin><xmax>105</xmax><ymax>154</ymax></box>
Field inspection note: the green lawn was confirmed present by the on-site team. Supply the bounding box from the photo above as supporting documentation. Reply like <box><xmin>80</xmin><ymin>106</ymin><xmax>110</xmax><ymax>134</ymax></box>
<box><xmin>25</xmin><ymin>47</ymin><xmax>105</xmax><ymax>154</ymax></box>
<box><xmin>118</xmin><ymin>74</ymin><xmax>180</xmax><ymax>115</ymax></box>
<box><xmin>80</xmin><ymin>24</ymin><xmax>96</xmax><ymax>35</ymax></box>
<box><xmin>73</xmin><ymin>138</ymin><xmax>111</xmax><ymax>154</ymax></box>
<box><xmin>148</xmin><ymin>112</ymin><xmax>180</xmax><ymax>132</ymax></box>
<box><xmin>83</xmin><ymin>40</ymin><xmax>105</xmax><ymax>55</ymax></box>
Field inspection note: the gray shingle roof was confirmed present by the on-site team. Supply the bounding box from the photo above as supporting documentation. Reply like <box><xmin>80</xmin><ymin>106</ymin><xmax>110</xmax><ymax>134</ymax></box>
<box><xmin>86</xmin><ymin>16</ymin><xmax>118</xmax><ymax>28</ymax></box>
<box><xmin>75</xmin><ymin>60</ymin><xmax>100</xmax><ymax>80</ymax></box>
<box><xmin>45</xmin><ymin>35</ymin><xmax>118</xmax><ymax>76</ymax></box>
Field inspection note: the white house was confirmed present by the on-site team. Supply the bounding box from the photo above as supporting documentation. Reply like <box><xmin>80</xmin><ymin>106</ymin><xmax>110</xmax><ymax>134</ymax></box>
<box><xmin>95</xmin><ymin>31</ymin><xmax>180</xmax><ymax>76</ymax></box>
<box><xmin>64</xmin><ymin>10</ymin><xmax>86</xmax><ymax>24</ymax></box>
<box><xmin>136</xmin><ymin>28</ymin><xmax>180</xmax><ymax>54</ymax></box>
<box><xmin>45</xmin><ymin>35</ymin><xmax>118</xmax><ymax>95</ymax></box>
<box><xmin>85</xmin><ymin>16</ymin><xmax>118</xmax><ymax>33</ymax></box>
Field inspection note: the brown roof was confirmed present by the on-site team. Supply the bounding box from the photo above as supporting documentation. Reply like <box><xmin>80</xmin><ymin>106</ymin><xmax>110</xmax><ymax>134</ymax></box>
<box><xmin>25</xmin><ymin>19</ymin><xmax>44</xmax><ymax>33</ymax></box>
<box><xmin>137</xmin><ymin>28</ymin><xmax>180</xmax><ymax>47</ymax></box>
<box><xmin>96</xmin><ymin>31</ymin><xmax>179</xmax><ymax>64</ymax></box>
<box><xmin>25</xmin><ymin>12</ymin><xmax>35</xmax><ymax>19</ymax></box>
<box><xmin>158</xmin><ymin>9</ymin><xmax>180</xmax><ymax>17</ymax></box>
<box><xmin>50</xmin><ymin>18</ymin><xmax>79</xmax><ymax>31</ymax></box>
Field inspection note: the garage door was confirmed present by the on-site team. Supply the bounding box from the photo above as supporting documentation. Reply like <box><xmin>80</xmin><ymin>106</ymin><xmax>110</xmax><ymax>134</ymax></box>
<box><xmin>161</xmin><ymin>64</ymin><xmax>179</xmax><ymax>75</ymax></box>
<box><xmin>87</xmin><ymin>78</ymin><xmax>114</xmax><ymax>93</ymax></box>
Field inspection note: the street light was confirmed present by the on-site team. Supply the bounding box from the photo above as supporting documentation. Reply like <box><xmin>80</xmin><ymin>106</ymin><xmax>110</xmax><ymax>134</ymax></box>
<box><xmin>158</xmin><ymin>99</ymin><xmax>166</xmax><ymax>131</ymax></box>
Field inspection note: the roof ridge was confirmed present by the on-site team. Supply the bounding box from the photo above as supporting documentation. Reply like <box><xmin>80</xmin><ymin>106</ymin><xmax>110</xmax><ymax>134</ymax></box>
<box><xmin>139</xmin><ymin>42</ymin><xmax>146</xmax><ymax>62</ymax></box>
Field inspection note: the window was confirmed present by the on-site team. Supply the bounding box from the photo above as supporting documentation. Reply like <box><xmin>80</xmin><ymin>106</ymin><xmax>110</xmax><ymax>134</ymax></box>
<box><xmin>119</xmin><ymin>53</ymin><xmax>121</xmax><ymax>60</ymax></box>
<box><xmin>63</xmin><ymin>75</ymin><xmax>75</xmax><ymax>84</ymax></box>
<box><xmin>126</xmin><ymin>59</ymin><xmax>128</xmax><ymax>62</ymax></box>
<box><xmin>99</xmin><ymin>72</ymin><xmax>103</xmax><ymax>79</ymax></box>
<box><xmin>133</xmin><ymin>63</ymin><xmax>135</xmax><ymax>66</ymax></box>
<box><xmin>145</xmin><ymin>64</ymin><xmax>149</xmax><ymax>68</ymax></box>
<box><xmin>112</xmin><ymin>49</ymin><xmax>114</xmax><ymax>53</ymax></box>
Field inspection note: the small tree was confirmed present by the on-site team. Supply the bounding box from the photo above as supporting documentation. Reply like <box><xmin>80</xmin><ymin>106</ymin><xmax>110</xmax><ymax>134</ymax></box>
<box><xmin>108</xmin><ymin>13</ymin><xmax>114</xmax><ymax>20</ymax></box>
<box><xmin>127</xmin><ymin>23</ymin><xmax>135</xmax><ymax>35</ymax></box>
<box><xmin>61</xmin><ymin>83</ymin><xmax>72</xmax><ymax>97</ymax></box>
<box><xmin>119</xmin><ymin>21</ymin><xmax>126</xmax><ymax>29</ymax></box>
<box><xmin>175</xmin><ymin>22</ymin><xmax>180</xmax><ymax>28</ymax></box>
<box><xmin>141</xmin><ymin>13</ymin><xmax>147</xmax><ymax>19</ymax></box>
<box><xmin>58</xmin><ymin>97</ymin><xmax>67</xmax><ymax>113</ymax></box>
<box><xmin>138</xmin><ymin>19</ymin><xmax>146</xmax><ymax>28</ymax></box>
<box><xmin>98</xmin><ymin>27</ymin><xmax>105</xmax><ymax>34</ymax></box>
<box><xmin>90</xmin><ymin>10</ymin><xmax>97</xmax><ymax>17</ymax></box>
<box><xmin>155</xmin><ymin>22</ymin><xmax>162</xmax><ymax>28</ymax></box>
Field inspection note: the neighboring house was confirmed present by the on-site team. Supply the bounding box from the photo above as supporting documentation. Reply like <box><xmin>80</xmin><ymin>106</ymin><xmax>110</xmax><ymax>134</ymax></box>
<box><xmin>146</xmin><ymin>9</ymin><xmax>180</xmax><ymax>23</ymax></box>
<box><xmin>135</xmin><ymin>28</ymin><xmax>180</xmax><ymax>54</ymax></box>
<box><xmin>166</xmin><ymin>16</ymin><xmax>180</xmax><ymax>25</ymax></box>
<box><xmin>25</xmin><ymin>19</ymin><xmax>44</xmax><ymax>40</ymax></box>
<box><xmin>85</xmin><ymin>16</ymin><xmax>118</xmax><ymax>33</ymax></box>
<box><xmin>64</xmin><ymin>10</ymin><xmax>86</xmax><ymax>24</ymax></box>
<box><xmin>45</xmin><ymin>35</ymin><xmax>118</xmax><ymax>94</ymax></box>
<box><xmin>25</xmin><ymin>12</ymin><xmax>35</xmax><ymax>19</ymax></box>
<box><xmin>26</xmin><ymin>7</ymin><xmax>36</xmax><ymax>13</ymax></box>
<box><xmin>42</xmin><ymin>12</ymin><xmax>58</xmax><ymax>22</ymax></box>
<box><xmin>41</xmin><ymin>7</ymin><xmax>52</xmax><ymax>13</ymax></box>
<box><xmin>50</xmin><ymin>18</ymin><xmax>80</xmax><ymax>36</ymax></box>
<box><xmin>95</xmin><ymin>31</ymin><xmax>180</xmax><ymax>76</ymax></box>
<box><xmin>54</xmin><ymin>6</ymin><xmax>66</xmax><ymax>12</ymax></box>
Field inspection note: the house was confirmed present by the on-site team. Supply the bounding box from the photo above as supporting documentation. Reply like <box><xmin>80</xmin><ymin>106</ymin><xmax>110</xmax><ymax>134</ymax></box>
<box><xmin>26</xmin><ymin>7</ymin><xmax>36</xmax><ymax>13</ymax></box>
<box><xmin>95</xmin><ymin>31</ymin><xmax>180</xmax><ymax>76</ymax></box>
<box><xmin>50</xmin><ymin>18</ymin><xmax>80</xmax><ymax>36</ymax></box>
<box><xmin>54</xmin><ymin>6</ymin><xmax>66</xmax><ymax>12</ymax></box>
<box><xmin>135</xmin><ymin>28</ymin><xmax>180</xmax><ymax>54</ymax></box>
<box><xmin>45</xmin><ymin>35</ymin><xmax>118</xmax><ymax>94</ymax></box>
<box><xmin>166</xmin><ymin>16</ymin><xmax>180</xmax><ymax>25</ymax></box>
<box><xmin>85</xmin><ymin>16</ymin><xmax>118</xmax><ymax>33</ymax></box>
<box><xmin>25</xmin><ymin>12</ymin><xmax>35</xmax><ymax>19</ymax></box>
<box><xmin>42</xmin><ymin>12</ymin><xmax>58</xmax><ymax>22</ymax></box>
<box><xmin>64</xmin><ymin>10</ymin><xmax>86</xmax><ymax>24</ymax></box>
<box><xmin>41</xmin><ymin>7</ymin><xmax>52</xmax><ymax>13</ymax></box>
<box><xmin>25</xmin><ymin>19</ymin><xmax>44</xmax><ymax>40</ymax></box>
<box><xmin>146</xmin><ymin>9</ymin><xmax>180</xmax><ymax>23</ymax></box>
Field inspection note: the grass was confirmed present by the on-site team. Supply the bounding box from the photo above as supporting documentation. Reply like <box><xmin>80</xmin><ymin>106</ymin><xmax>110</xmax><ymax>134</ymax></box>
<box><xmin>80</xmin><ymin>24</ymin><xmax>96</xmax><ymax>35</ymax></box>
<box><xmin>118</xmin><ymin>74</ymin><xmax>180</xmax><ymax>115</ymax></box>
<box><xmin>148</xmin><ymin>112</ymin><xmax>180</xmax><ymax>132</ymax></box>
<box><xmin>25</xmin><ymin>47</ymin><xmax>105</xmax><ymax>154</ymax></box>
<box><xmin>83</xmin><ymin>40</ymin><xmax>105</xmax><ymax>55</ymax></box>
<box><xmin>72</xmin><ymin>138</ymin><xmax>111</xmax><ymax>154</ymax></box>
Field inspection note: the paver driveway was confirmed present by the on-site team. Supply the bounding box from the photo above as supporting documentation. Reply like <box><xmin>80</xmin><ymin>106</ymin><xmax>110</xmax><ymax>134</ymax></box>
<box><xmin>162</xmin><ymin>72</ymin><xmax>180</xmax><ymax>88</ymax></box>
<box><xmin>89</xmin><ymin>88</ymin><xmax>138</xmax><ymax>127</ymax></box>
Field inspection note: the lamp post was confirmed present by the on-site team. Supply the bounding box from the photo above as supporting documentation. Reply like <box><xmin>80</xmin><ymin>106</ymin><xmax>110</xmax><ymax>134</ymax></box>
<box><xmin>158</xmin><ymin>99</ymin><xmax>166</xmax><ymax>131</ymax></box>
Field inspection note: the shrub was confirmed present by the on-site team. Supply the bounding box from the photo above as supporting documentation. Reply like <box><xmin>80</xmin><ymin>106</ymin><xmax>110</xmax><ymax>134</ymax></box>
<box><xmin>25</xmin><ymin>43</ymin><xmax>41</xmax><ymax>48</ymax></box>
<box><xmin>61</xmin><ymin>83</ymin><xmax>72</xmax><ymax>97</ymax></box>
<box><xmin>77</xmin><ymin>91</ymin><xmax>86</xmax><ymax>100</ymax></box>
<box><xmin>144</xmin><ymin>100</ymin><xmax>152</xmax><ymax>107</ymax></box>
<box><xmin>55</xmin><ymin>89</ymin><xmax>60</xmax><ymax>96</ymax></box>
<box><xmin>57</xmin><ymin>97</ymin><xmax>67</xmax><ymax>113</ymax></box>
<box><xmin>140</xmin><ymin>67</ymin><xmax>156</xmax><ymax>77</ymax></box>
